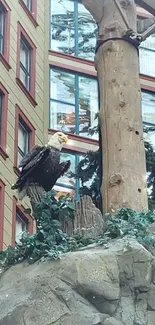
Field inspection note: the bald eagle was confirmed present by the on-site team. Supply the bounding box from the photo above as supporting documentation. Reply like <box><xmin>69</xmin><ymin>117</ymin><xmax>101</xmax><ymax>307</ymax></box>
<box><xmin>11</xmin><ymin>132</ymin><xmax>71</xmax><ymax>202</ymax></box>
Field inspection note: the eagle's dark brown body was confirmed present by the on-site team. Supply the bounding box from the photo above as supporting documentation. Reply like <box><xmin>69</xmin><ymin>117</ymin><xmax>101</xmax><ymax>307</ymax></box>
<box><xmin>11</xmin><ymin>145</ymin><xmax>70</xmax><ymax>195</ymax></box>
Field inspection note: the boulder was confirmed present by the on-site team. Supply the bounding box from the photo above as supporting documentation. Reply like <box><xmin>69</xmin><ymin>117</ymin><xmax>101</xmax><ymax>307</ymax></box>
<box><xmin>0</xmin><ymin>238</ymin><xmax>155</xmax><ymax>325</ymax></box>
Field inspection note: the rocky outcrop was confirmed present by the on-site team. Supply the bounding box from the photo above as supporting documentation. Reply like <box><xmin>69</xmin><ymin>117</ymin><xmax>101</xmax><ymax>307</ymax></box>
<box><xmin>0</xmin><ymin>238</ymin><xmax>155</xmax><ymax>325</ymax></box>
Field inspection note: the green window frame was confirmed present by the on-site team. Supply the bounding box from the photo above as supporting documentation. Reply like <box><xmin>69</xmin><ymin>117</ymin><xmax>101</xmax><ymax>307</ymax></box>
<box><xmin>50</xmin><ymin>0</ymin><xmax>97</xmax><ymax>60</ymax></box>
<box><xmin>49</xmin><ymin>67</ymin><xmax>99</xmax><ymax>139</ymax></box>
<box><xmin>55</xmin><ymin>149</ymin><xmax>82</xmax><ymax>201</ymax></box>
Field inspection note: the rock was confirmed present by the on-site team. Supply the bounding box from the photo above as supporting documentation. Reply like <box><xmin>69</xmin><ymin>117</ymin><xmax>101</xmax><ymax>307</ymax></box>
<box><xmin>103</xmin><ymin>317</ymin><xmax>124</xmax><ymax>325</ymax></box>
<box><xmin>147</xmin><ymin>311</ymin><xmax>155</xmax><ymax>325</ymax></box>
<box><xmin>121</xmin><ymin>296</ymin><xmax>135</xmax><ymax>325</ymax></box>
<box><xmin>0</xmin><ymin>238</ymin><xmax>155</xmax><ymax>325</ymax></box>
<box><xmin>61</xmin><ymin>313</ymin><xmax>109</xmax><ymax>325</ymax></box>
<box><xmin>152</xmin><ymin>259</ymin><xmax>155</xmax><ymax>284</ymax></box>
<box><xmin>147</xmin><ymin>284</ymin><xmax>155</xmax><ymax>311</ymax></box>
<box><xmin>134</xmin><ymin>300</ymin><xmax>147</xmax><ymax>325</ymax></box>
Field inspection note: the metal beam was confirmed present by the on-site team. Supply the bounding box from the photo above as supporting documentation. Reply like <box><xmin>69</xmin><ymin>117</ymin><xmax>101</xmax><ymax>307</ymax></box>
<box><xmin>135</xmin><ymin>0</ymin><xmax>155</xmax><ymax>16</ymax></box>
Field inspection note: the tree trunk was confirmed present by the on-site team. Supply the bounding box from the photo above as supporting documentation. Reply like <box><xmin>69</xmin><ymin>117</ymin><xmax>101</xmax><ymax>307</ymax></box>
<box><xmin>93</xmin><ymin>0</ymin><xmax>148</xmax><ymax>214</ymax></box>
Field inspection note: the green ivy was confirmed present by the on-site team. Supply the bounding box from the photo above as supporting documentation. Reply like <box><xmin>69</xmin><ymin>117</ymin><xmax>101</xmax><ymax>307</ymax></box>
<box><xmin>1</xmin><ymin>204</ymin><xmax>155</xmax><ymax>268</ymax></box>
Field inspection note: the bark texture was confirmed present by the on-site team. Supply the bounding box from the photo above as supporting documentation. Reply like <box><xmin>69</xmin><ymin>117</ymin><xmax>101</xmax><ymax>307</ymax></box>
<box><xmin>92</xmin><ymin>0</ymin><xmax>148</xmax><ymax>214</ymax></box>
<box><xmin>61</xmin><ymin>195</ymin><xmax>105</xmax><ymax>237</ymax></box>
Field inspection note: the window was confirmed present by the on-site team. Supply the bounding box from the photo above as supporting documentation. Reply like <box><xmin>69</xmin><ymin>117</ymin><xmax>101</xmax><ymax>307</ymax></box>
<box><xmin>18</xmin><ymin>118</ymin><xmax>30</xmax><ymax>166</ymax></box>
<box><xmin>12</xmin><ymin>197</ymin><xmax>33</xmax><ymax>246</ymax></box>
<box><xmin>54</xmin><ymin>150</ymin><xmax>82</xmax><ymax>200</ymax></box>
<box><xmin>16</xmin><ymin>23</ymin><xmax>37</xmax><ymax>106</ymax></box>
<box><xmin>0</xmin><ymin>4</ymin><xmax>5</xmax><ymax>55</ymax></box>
<box><xmin>0</xmin><ymin>179</ymin><xmax>5</xmax><ymax>250</ymax></box>
<box><xmin>50</xmin><ymin>68</ymin><xmax>99</xmax><ymax>139</ymax></box>
<box><xmin>0</xmin><ymin>0</ymin><xmax>11</xmax><ymax>69</ymax></box>
<box><xmin>53</xmin><ymin>90</ymin><xmax>155</xmax><ymax>201</ymax></box>
<box><xmin>20</xmin><ymin>37</ymin><xmax>31</xmax><ymax>91</ymax></box>
<box><xmin>19</xmin><ymin>0</ymin><xmax>38</xmax><ymax>27</ymax></box>
<box><xmin>15</xmin><ymin>208</ymin><xmax>28</xmax><ymax>244</ymax></box>
<box><xmin>141</xmin><ymin>90</ymin><xmax>155</xmax><ymax>125</ymax></box>
<box><xmin>23</xmin><ymin>0</ymin><xmax>32</xmax><ymax>11</ymax></box>
<box><xmin>50</xmin><ymin>0</ymin><xmax>97</xmax><ymax>60</ymax></box>
<box><xmin>139</xmin><ymin>34</ymin><xmax>155</xmax><ymax>77</ymax></box>
<box><xmin>14</xmin><ymin>105</ymin><xmax>35</xmax><ymax>170</ymax></box>
<box><xmin>0</xmin><ymin>82</ymin><xmax>8</xmax><ymax>159</ymax></box>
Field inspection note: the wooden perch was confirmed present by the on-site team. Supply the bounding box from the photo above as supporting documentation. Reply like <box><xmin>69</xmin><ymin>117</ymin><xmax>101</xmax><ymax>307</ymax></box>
<box><xmin>72</xmin><ymin>0</ymin><xmax>148</xmax><ymax>214</ymax></box>
<box><xmin>61</xmin><ymin>196</ymin><xmax>105</xmax><ymax>238</ymax></box>
<box><xmin>82</xmin><ymin>0</ymin><xmax>104</xmax><ymax>23</ymax></box>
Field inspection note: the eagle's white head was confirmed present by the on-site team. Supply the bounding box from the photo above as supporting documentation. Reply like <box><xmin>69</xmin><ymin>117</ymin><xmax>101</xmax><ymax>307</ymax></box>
<box><xmin>47</xmin><ymin>132</ymin><xmax>68</xmax><ymax>150</ymax></box>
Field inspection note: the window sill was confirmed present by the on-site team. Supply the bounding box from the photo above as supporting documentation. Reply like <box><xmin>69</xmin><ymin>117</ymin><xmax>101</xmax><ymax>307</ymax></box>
<box><xmin>13</xmin><ymin>166</ymin><xmax>20</xmax><ymax>176</ymax></box>
<box><xmin>0</xmin><ymin>53</ymin><xmax>11</xmax><ymax>71</ymax></box>
<box><xmin>0</xmin><ymin>146</ymin><xmax>9</xmax><ymax>160</ymax></box>
<box><xmin>16</xmin><ymin>78</ymin><xmax>37</xmax><ymax>107</ymax></box>
<box><xmin>19</xmin><ymin>0</ymin><xmax>38</xmax><ymax>28</ymax></box>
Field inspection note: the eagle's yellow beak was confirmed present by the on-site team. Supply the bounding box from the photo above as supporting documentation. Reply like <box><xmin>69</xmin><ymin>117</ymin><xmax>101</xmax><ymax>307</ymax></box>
<box><xmin>60</xmin><ymin>134</ymin><xmax>68</xmax><ymax>143</ymax></box>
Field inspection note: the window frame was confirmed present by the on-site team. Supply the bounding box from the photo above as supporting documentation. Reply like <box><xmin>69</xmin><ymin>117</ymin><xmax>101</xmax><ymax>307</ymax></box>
<box><xmin>49</xmin><ymin>66</ymin><xmax>99</xmax><ymax>139</ymax></box>
<box><xmin>14</xmin><ymin>104</ymin><xmax>35</xmax><ymax>174</ymax></box>
<box><xmin>19</xmin><ymin>0</ymin><xmax>38</xmax><ymax>28</ymax></box>
<box><xmin>56</xmin><ymin>148</ymin><xmax>82</xmax><ymax>201</ymax></box>
<box><xmin>20</xmin><ymin>36</ymin><xmax>31</xmax><ymax>92</ymax></box>
<box><xmin>0</xmin><ymin>179</ymin><xmax>5</xmax><ymax>250</ymax></box>
<box><xmin>12</xmin><ymin>196</ymin><xmax>33</xmax><ymax>247</ymax></box>
<box><xmin>16</xmin><ymin>22</ymin><xmax>37</xmax><ymax>107</ymax></box>
<box><xmin>0</xmin><ymin>82</ymin><xmax>8</xmax><ymax>160</ymax></box>
<box><xmin>0</xmin><ymin>0</ymin><xmax>11</xmax><ymax>70</ymax></box>
<box><xmin>18</xmin><ymin>118</ymin><xmax>30</xmax><ymax>166</ymax></box>
<box><xmin>141</xmin><ymin>88</ymin><xmax>155</xmax><ymax>125</ymax></box>
<box><xmin>49</xmin><ymin>85</ymin><xmax>155</xmax><ymax>200</ymax></box>
<box><xmin>50</xmin><ymin>0</ymin><xmax>97</xmax><ymax>61</ymax></box>
<box><xmin>48</xmin><ymin>129</ymin><xmax>98</xmax><ymax>199</ymax></box>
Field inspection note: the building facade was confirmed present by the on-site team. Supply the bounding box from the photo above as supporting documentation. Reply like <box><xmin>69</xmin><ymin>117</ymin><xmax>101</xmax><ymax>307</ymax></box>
<box><xmin>0</xmin><ymin>0</ymin><xmax>155</xmax><ymax>249</ymax></box>
<box><xmin>0</xmin><ymin>0</ymin><xmax>49</xmax><ymax>249</ymax></box>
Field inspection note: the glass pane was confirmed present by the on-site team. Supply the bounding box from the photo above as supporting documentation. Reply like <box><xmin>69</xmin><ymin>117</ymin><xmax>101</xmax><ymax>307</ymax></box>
<box><xmin>139</xmin><ymin>48</ymin><xmax>155</xmax><ymax>77</ymax></box>
<box><xmin>20</xmin><ymin>67</ymin><xmax>30</xmax><ymax>90</ymax></box>
<box><xmin>51</xmin><ymin>0</ymin><xmax>75</xmax><ymax>54</ymax></box>
<box><xmin>58</xmin><ymin>151</ymin><xmax>76</xmax><ymax>186</ymax></box>
<box><xmin>20</xmin><ymin>40</ymin><xmax>30</xmax><ymax>71</ymax></box>
<box><xmin>50</xmin><ymin>101</ymin><xmax>76</xmax><ymax>134</ymax></box>
<box><xmin>55</xmin><ymin>151</ymin><xmax>83</xmax><ymax>199</ymax></box>
<box><xmin>78</xmin><ymin>3</ymin><xmax>97</xmax><ymax>60</ymax></box>
<box><xmin>23</xmin><ymin>0</ymin><xmax>32</xmax><ymax>11</ymax></box>
<box><xmin>51</xmin><ymin>0</ymin><xmax>74</xmax><ymax>26</ymax></box>
<box><xmin>78</xmin><ymin>76</ymin><xmax>98</xmax><ymax>139</ymax></box>
<box><xmin>18</xmin><ymin>124</ymin><xmax>27</xmax><ymax>151</ymax></box>
<box><xmin>18</xmin><ymin>151</ymin><xmax>24</xmax><ymax>166</ymax></box>
<box><xmin>141</xmin><ymin>33</ymin><xmax>155</xmax><ymax>50</ymax></box>
<box><xmin>144</xmin><ymin>125</ymin><xmax>155</xmax><ymax>151</ymax></box>
<box><xmin>16</xmin><ymin>213</ymin><xmax>28</xmax><ymax>243</ymax></box>
<box><xmin>0</xmin><ymin>7</ymin><xmax>5</xmax><ymax>54</ymax></box>
<box><xmin>142</xmin><ymin>91</ymin><xmax>155</xmax><ymax>124</ymax></box>
<box><xmin>50</xmin><ymin>69</ymin><xmax>75</xmax><ymax>104</ymax></box>
<box><xmin>51</xmin><ymin>24</ymin><xmax>75</xmax><ymax>55</ymax></box>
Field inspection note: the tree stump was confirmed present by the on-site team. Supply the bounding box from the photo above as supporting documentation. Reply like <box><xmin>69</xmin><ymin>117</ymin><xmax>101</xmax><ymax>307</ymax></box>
<box><xmin>61</xmin><ymin>195</ymin><xmax>105</xmax><ymax>238</ymax></box>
